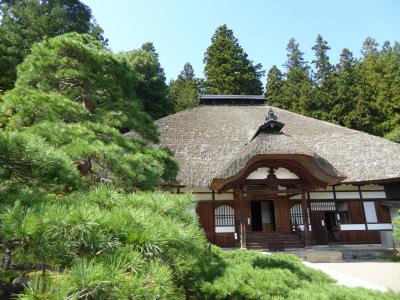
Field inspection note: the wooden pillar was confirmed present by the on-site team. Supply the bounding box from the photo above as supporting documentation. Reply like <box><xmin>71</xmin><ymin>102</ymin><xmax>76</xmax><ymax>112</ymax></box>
<box><xmin>358</xmin><ymin>185</ymin><xmax>368</xmax><ymax>231</ymax></box>
<box><xmin>301</xmin><ymin>191</ymin><xmax>311</xmax><ymax>246</ymax></box>
<box><xmin>239</xmin><ymin>187</ymin><xmax>246</xmax><ymax>248</ymax></box>
<box><xmin>212</xmin><ymin>189</ymin><xmax>216</xmax><ymax>244</ymax></box>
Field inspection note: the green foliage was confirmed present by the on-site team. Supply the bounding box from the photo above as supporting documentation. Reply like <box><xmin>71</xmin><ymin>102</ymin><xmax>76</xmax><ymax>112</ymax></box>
<box><xmin>265</xmin><ymin>65</ymin><xmax>284</xmax><ymax>107</ymax></box>
<box><xmin>0</xmin><ymin>131</ymin><xmax>81</xmax><ymax>195</ymax></box>
<box><xmin>386</xmin><ymin>126</ymin><xmax>400</xmax><ymax>143</ymax></box>
<box><xmin>0</xmin><ymin>0</ymin><xmax>105</xmax><ymax>91</ymax></box>
<box><xmin>195</xmin><ymin>249</ymin><xmax>399</xmax><ymax>300</ymax></box>
<box><xmin>0</xmin><ymin>33</ymin><xmax>177</xmax><ymax>190</ymax></box>
<box><xmin>311</xmin><ymin>34</ymin><xmax>333</xmax><ymax>83</ymax></box>
<box><xmin>198</xmin><ymin>250</ymin><xmax>331</xmax><ymax>299</ymax></box>
<box><xmin>168</xmin><ymin>63</ymin><xmax>199</xmax><ymax>112</ymax></box>
<box><xmin>122</xmin><ymin>43</ymin><xmax>174</xmax><ymax>119</ymax></box>
<box><xmin>281</xmin><ymin>38</ymin><xmax>313</xmax><ymax>114</ymax></box>
<box><xmin>394</xmin><ymin>214</ymin><xmax>400</xmax><ymax>242</ymax></box>
<box><xmin>0</xmin><ymin>187</ymin><xmax>207</xmax><ymax>299</ymax></box>
<box><xmin>8</xmin><ymin>33</ymin><xmax>156</xmax><ymax>139</ymax></box>
<box><xmin>265</xmin><ymin>36</ymin><xmax>400</xmax><ymax>137</ymax></box>
<box><xmin>204</xmin><ymin>25</ymin><xmax>264</xmax><ymax>95</ymax></box>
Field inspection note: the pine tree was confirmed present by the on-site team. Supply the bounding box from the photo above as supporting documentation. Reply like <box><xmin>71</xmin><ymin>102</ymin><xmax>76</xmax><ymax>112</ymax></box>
<box><xmin>0</xmin><ymin>0</ymin><xmax>104</xmax><ymax>91</ymax></box>
<box><xmin>265</xmin><ymin>65</ymin><xmax>284</xmax><ymax>107</ymax></box>
<box><xmin>122</xmin><ymin>42</ymin><xmax>173</xmax><ymax>119</ymax></box>
<box><xmin>168</xmin><ymin>63</ymin><xmax>199</xmax><ymax>112</ymax></box>
<box><xmin>0</xmin><ymin>131</ymin><xmax>81</xmax><ymax>198</ymax></box>
<box><xmin>0</xmin><ymin>33</ymin><xmax>177</xmax><ymax>190</ymax></box>
<box><xmin>203</xmin><ymin>24</ymin><xmax>264</xmax><ymax>95</ymax></box>
<box><xmin>0</xmin><ymin>32</ymin><xmax>215</xmax><ymax>299</ymax></box>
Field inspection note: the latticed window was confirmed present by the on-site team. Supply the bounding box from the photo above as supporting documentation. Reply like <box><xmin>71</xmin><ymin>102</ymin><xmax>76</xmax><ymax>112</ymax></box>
<box><xmin>290</xmin><ymin>203</ymin><xmax>303</xmax><ymax>225</ymax></box>
<box><xmin>215</xmin><ymin>205</ymin><xmax>235</xmax><ymax>226</ymax></box>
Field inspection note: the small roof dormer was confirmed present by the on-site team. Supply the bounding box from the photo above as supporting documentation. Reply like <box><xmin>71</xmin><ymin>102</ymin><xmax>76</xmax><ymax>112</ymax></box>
<box><xmin>251</xmin><ymin>108</ymin><xmax>285</xmax><ymax>140</ymax></box>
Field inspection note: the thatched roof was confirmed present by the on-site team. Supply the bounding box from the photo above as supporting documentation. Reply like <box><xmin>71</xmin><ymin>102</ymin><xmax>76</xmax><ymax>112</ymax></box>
<box><xmin>219</xmin><ymin>132</ymin><xmax>339</xmax><ymax>179</ymax></box>
<box><xmin>155</xmin><ymin>105</ymin><xmax>400</xmax><ymax>187</ymax></box>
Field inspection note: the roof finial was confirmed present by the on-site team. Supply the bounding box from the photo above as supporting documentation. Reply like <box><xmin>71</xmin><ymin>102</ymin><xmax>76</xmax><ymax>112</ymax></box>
<box><xmin>265</xmin><ymin>108</ymin><xmax>278</xmax><ymax>122</ymax></box>
<box><xmin>251</xmin><ymin>108</ymin><xmax>285</xmax><ymax>140</ymax></box>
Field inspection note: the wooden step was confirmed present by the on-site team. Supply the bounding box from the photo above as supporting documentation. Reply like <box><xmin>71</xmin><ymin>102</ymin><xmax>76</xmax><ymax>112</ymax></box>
<box><xmin>245</xmin><ymin>232</ymin><xmax>304</xmax><ymax>250</ymax></box>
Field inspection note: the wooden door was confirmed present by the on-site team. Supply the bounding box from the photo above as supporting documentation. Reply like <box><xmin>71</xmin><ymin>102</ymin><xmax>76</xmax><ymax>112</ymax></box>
<box><xmin>311</xmin><ymin>211</ymin><xmax>328</xmax><ymax>245</ymax></box>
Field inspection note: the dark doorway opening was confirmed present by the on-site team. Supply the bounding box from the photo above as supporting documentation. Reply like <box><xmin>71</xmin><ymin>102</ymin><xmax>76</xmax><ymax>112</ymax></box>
<box><xmin>310</xmin><ymin>211</ymin><xmax>328</xmax><ymax>245</ymax></box>
<box><xmin>251</xmin><ymin>201</ymin><xmax>276</xmax><ymax>232</ymax></box>
<box><xmin>251</xmin><ymin>201</ymin><xmax>262</xmax><ymax>231</ymax></box>
<box><xmin>324</xmin><ymin>212</ymin><xmax>339</xmax><ymax>243</ymax></box>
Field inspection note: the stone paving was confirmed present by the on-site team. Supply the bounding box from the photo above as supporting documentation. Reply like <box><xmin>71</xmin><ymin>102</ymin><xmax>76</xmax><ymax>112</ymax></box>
<box><xmin>304</xmin><ymin>261</ymin><xmax>400</xmax><ymax>292</ymax></box>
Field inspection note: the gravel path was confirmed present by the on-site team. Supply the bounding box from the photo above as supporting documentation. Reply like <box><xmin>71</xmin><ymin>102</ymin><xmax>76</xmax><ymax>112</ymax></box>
<box><xmin>304</xmin><ymin>261</ymin><xmax>400</xmax><ymax>292</ymax></box>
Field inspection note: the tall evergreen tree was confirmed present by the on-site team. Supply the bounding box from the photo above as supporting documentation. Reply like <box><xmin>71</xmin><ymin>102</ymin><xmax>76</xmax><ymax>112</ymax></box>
<box><xmin>168</xmin><ymin>63</ymin><xmax>199</xmax><ymax>112</ymax></box>
<box><xmin>0</xmin><ymin>0</ymin><xmax>104</xmax><ymax>91</ymax></box>
<box><xmin>267</xmin><ymin>35</ymin><xmax>400</xmax><ymax>140</ymax></box>
<box><xmin>122</xmin><ymin>42</ymin><xmax>173</xmax><ymax>119</ymax></box>
<box><xmin>361</xmin><ymin>37</ymin><xmax>379</xmax><ymax>56</ymax></box>
<box><xmin>311</xmin><ymin>34</ymin><xmax>332</xmax><ymax>83</ymax></box>
<box><xmin>203</xmin><ymin>24</ymin><xmax>264</xmax><ymax>95</ymax></box>
<box><xmin>359</xmin><ymin>38</ymin><xmax>400</xmax><ymax>134</ymax></box>
<box><xmin>310</xmin><ymin>35</ymin><xmax>335</xmax><ymax>120</ymax></box>
<box><xmin>330</xmin><ymin>48</ymin><xmax>358</xmax><ymax>126</ymax></box>
<box><xmin>265</xmin><ymin>65</ymin><xmax>284</xmax><ymax>107</ymax></box>
<box><xmin>180</xmin><ymin>62</ymin><xmax>196</xmax><ymax>81</ymax></box>
<box><xmin>281</xmin><ymin>38</ymin><xmax>312</xmax><ymax>113</ymax></box>
<box><xmin>284</xmin><ymin>38</ymin><xmax>308</xmax><ymax>70</ymax></box>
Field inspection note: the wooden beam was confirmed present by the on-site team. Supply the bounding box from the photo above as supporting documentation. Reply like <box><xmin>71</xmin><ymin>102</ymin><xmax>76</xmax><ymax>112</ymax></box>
<box><xmin>239</xmin><ymin>187</ymin><xmax>246</xmax><ymax>248</ymax></box>
<box><xmin>301</xmin><ymin>191</ymin><xmax>311</xmax><ymax>246</ymax></box>
<box><xmin>244</xmin><ymin>178</ymin><xmax>306</xmax><ymax>187</ymax></box>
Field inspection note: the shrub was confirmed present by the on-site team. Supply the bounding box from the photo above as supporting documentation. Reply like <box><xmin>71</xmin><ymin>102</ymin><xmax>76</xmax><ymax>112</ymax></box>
<box><xmin>194</xmin><ymin>248</ymin><xmax>399</xmax><ymax>300</ymax></box>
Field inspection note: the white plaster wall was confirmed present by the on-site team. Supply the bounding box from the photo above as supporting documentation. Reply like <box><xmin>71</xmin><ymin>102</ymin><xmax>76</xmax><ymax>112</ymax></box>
<box><xmin>361</xmin><ymin>191</ymin><xmax>386</xmax><ymax>199</ymax></box>
<box><xmin>247</xmin><ymin>167</ymin><xmax>299</xmax><ymax>180</ymax></box>
<box><xmin>181</xmin><ymin>187</ymin><xmax>234</xmax><ymax>201</ymax></box>
<box><xmin>309</xmin><ymin>192</ymin><xmax>335</xmax><ymax>200</ymax></box>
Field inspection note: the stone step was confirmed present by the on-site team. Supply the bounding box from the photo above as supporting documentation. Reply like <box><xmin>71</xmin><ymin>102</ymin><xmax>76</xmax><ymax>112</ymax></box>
<box><xmin>289</xmin><ymin>250</ymin><xmax>344</xmax><ymax>263</ymax></box>
<box><xmin>246</xmin><ymin>237</ymin><xmax>300</xmax><ymax>241</ymax></box>
<box><xmin>342</xmin><ymin>251</ymin><xmax>378</xmax><ymax>260</ymax></box>
<box><xmin>247</xmin><ymin>242</ymin><xmax>302</xmax><ymax>246</ymax></box>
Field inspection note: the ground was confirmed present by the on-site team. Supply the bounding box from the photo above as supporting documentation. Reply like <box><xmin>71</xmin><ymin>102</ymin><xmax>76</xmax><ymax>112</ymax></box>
<box><xmin>305</xmin><ymin>261</ymin><xmax>400</xmax><ymax>292</ymax></box>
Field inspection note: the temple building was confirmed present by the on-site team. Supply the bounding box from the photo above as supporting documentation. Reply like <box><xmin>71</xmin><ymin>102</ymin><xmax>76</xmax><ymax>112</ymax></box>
<box><xmin>154</xmin><ymin>95</ymin><xmax>400</xmax><ymax>249</ymax></box>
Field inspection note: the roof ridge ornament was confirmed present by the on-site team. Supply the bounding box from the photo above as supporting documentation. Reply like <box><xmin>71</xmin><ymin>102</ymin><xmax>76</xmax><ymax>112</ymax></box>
<box><xmin>266</xmin><ymin>108</ymin><xmax>278</xmax><ymax>122</ymax></box>
<box><xmin>251</xmin><ymin>108</ymin><xmax>285</xmax><ymax>140</ymax></box>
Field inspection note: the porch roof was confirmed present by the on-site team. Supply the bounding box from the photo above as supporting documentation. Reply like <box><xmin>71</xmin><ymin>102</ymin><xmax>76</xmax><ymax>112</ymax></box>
<box><xmin>210</xmin><ymin>132</ymin><xmax>344</xmax><ymax>191</ymax></box>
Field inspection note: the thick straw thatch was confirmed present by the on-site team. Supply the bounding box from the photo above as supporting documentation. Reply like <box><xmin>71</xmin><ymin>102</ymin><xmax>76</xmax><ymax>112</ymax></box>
<box><xmin>154</xmin><ymin>105</ymin><xmax>400</xmax><ymax>187</ymax></box>
<box><xmin>219</xmin><ymin>132</ymin><xmax>340</xmax><ymax>180</ymax></box>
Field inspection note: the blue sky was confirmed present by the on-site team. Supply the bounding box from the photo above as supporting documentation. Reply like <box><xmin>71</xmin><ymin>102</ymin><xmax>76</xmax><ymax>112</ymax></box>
<box><xmin>83</xmin><ymin>0</ymin><xmax>399</xmax><ymax>82</ymax></box>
